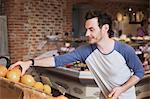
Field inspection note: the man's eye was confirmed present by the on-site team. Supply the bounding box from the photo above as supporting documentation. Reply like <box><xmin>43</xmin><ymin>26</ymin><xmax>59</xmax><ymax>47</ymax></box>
<box><xmin>90</xmin><ymin>29</ymin><xmax>94</xmax><ymax>32</ymax></box>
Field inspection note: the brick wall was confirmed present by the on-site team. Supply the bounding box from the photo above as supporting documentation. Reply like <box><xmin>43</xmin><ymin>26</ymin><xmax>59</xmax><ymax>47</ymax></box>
<box><xmin>4</xmin><ymin>0</ymin><xmax>148</xmax><ymax>63</ymax></box>
<box><xmin>5</xmin><ymin>0</ymin><xmax>73</xmax><ymax>62</ymax></box>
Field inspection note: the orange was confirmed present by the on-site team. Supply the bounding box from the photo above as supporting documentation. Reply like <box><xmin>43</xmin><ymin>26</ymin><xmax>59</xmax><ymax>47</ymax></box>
<box><xmin>0</xmin><ymin>65</ymin><xmax>8</xmax><ymax>77</ymax></box>
<box><xmin>6</xmin><ymin>70</ymin><xmax>21</xmax><ymax>82</ymax></box>
<box><xmin>43</xmin><ymin>84</ymin><xmax>51</xmax><ymax>94</ymax></box>
<box><xmin>21</xmin><ymin>75</ymin><xmax>35</xmax><ymax>86</ymax></box>
<box><xmin>34</xmin><ymin>82</ymin><xmax>44</xmax><ymax>91</ymax></box>
<box><xmin>12</xmin><ymin>65</ymin><xmax>21</xmax><ymax>76</ymax></box>
<box><xmin>108</xmin><ymin>96</ymin><xmax>112</xmax><ymax>99</ymax></box>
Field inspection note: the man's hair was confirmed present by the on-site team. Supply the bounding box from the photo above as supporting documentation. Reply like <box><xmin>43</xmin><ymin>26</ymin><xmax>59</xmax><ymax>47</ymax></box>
<box><xmin>85</xmin><ymin>10</ymin><xmax>113</xmax><ymax>36</ymax></box>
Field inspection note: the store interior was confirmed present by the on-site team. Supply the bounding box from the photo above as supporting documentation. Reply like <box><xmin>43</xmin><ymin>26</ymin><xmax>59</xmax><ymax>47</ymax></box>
<box><xmin>0</xmin><ymin>0</ymin><xmax>150</xmax><ymax>99</ymax></box>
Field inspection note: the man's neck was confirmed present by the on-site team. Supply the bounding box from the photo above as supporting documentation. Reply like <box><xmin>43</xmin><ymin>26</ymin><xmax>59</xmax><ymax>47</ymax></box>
<box><xmin>96</xmin><ymin>37</ymin><xmax>115</xmax><ymax>54</ymax></box>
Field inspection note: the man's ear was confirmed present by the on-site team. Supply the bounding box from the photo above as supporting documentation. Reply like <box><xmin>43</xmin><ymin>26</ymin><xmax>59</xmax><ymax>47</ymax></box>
<box><xmin>103</xmin><ymin>24</ymin><xmax>109</xmax><ymax>31</ymax></box>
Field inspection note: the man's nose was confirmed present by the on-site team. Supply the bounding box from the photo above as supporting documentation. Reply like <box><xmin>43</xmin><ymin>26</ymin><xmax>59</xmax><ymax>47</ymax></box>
<box><xmin>85</xmin><ymin>30</ymin><xmax>90</xmax><ymax>37</ymax></box>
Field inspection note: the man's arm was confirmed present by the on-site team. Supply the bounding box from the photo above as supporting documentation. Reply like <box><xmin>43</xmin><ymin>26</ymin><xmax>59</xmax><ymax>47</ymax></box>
<box><xmin>34</xmin><ymin>57</ymin><xmax>55</xmax><ymax>67</ymax></box>
<box><xmin>9</xmin><ymin>57</ymin><xmax>55</xmax><ymax>76</ymax></box>
<box><xmin>109</xmin><ymin>75</ymin><xmax>140</xmax><ymax>99</ymax></box>
<box><xmin>121</xmin><ymin>75</ymin><xmax>140</xmax><ymax>92</ymax></box>
<box><xmin>9</xmin><ymin>45</ymin><xmax>89</xmax><ymax>75</ymax></box>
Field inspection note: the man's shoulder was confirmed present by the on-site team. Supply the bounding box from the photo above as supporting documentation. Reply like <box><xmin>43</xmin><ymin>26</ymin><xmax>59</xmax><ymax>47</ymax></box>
<box><xmin>77</xmin><ymin>44</ymin><xmax>96</xmax><ymax>51</ymax></box>
<box><xmin>74</xmin><ymin>44</ymin><xmax>97</xmax><ymax>58</ymax></box>
<box><xmin>115</xmin><ymin>41</ymin><xmax>134</xmax><ymax>53</ymax></box>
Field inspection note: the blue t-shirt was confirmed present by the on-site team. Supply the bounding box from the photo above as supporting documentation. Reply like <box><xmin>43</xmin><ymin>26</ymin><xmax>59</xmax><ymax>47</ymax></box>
<box><xmin>54</xmin><ymin>41</ymin><xmax>144</xmax><ymax>98</ymax></box>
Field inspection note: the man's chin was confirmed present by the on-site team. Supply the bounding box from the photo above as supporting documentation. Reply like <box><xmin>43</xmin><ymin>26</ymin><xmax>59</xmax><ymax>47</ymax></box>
<box><xmin>88</xmin><ymin>41</ymin><xmax>95</xmax><ymax>44</ymax></box>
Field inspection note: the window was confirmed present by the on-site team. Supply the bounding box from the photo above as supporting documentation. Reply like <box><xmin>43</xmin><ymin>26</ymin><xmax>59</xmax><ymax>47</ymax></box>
<box><xmin>0</xmin><ymin>16</ymin><xmax>8</xmax><ymax>56</ymax></box>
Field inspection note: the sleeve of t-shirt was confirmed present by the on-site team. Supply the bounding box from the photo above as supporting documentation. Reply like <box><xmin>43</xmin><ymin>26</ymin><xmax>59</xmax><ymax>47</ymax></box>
<box><xmin>123</xmin><ymin>45</ymin><xmax>144</xmax><ymax>79</ymax></box>
<box><xmin>54</xmin><ymin>44</ymin><xmax>92</xmax><ymax>67</ymax></box>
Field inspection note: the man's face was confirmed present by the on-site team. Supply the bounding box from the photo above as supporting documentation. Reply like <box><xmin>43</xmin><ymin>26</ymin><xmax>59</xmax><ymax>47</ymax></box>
<box><xmin>85</xmin><ymin>17</ymin><xmax>103</xmax><ymax>44</ymax></box>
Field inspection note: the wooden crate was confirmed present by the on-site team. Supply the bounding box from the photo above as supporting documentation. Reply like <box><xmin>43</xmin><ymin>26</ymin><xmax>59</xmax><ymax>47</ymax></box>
<box><xmin>0</xmin><ymin>77</ymin><xmax>54</xmax><ymax>99</ymax></box>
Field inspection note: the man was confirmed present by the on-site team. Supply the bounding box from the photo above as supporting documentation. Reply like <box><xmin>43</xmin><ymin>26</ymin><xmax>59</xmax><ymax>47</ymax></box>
<box><xmin>9</xmin><ymin>10</ymin><xmax>144</xmax><ymax>99</ymax></box>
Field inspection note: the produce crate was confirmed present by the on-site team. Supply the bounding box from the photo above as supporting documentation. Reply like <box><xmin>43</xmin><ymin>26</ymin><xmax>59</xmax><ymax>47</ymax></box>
<box><xmin>0</xmin><ymin>77</ymin><xmax>54</xmax><ymax>99</ymax></box>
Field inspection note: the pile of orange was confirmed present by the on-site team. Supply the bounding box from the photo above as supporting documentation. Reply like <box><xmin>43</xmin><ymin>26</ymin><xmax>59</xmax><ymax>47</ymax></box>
<box><xmin>0</xmin><ymin>64</ymin><xmax>68</xmax><ymax>99</ymax></box>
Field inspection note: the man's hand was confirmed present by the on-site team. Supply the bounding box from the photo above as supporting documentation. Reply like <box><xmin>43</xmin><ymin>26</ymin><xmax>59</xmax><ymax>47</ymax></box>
<box><xmin>108</xmin><ymin>75</ymin><xmax>141</xmax><ymax>99</ymax></box>
<box><xmin>8</xmin><ymin>61</ymin><xmax>32</xmax><ymax>76</ymax></box>
<box><xmin>108</xmin><ymin>86</ymin><xmax>124</xmax><ymax>99</ymax></box>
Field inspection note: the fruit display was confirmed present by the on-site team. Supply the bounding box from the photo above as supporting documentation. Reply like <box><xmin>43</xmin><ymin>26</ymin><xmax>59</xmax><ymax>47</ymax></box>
<box><xmin>0</xmin><ymin>65</ymin><xmax>68</xmax><ymax>99</ymax></box>
<box><xmin>65</xmin><ymin>61</ymin><xmax>88</xmax><ymax>71</ymax></box>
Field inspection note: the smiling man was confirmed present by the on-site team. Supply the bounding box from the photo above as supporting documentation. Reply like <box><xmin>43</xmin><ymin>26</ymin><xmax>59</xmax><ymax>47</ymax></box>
<box><xmin>9</xmin><ymin>10</ymin><xmax>144</xmax><ymax>99</ymax></box>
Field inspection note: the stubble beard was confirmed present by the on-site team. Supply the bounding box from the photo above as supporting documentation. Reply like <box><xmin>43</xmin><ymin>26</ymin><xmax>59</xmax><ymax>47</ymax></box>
<box><xmin>87</xmin><ymin>36</ymin><xmax>102</xmax><ymax>44</ymax></box>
